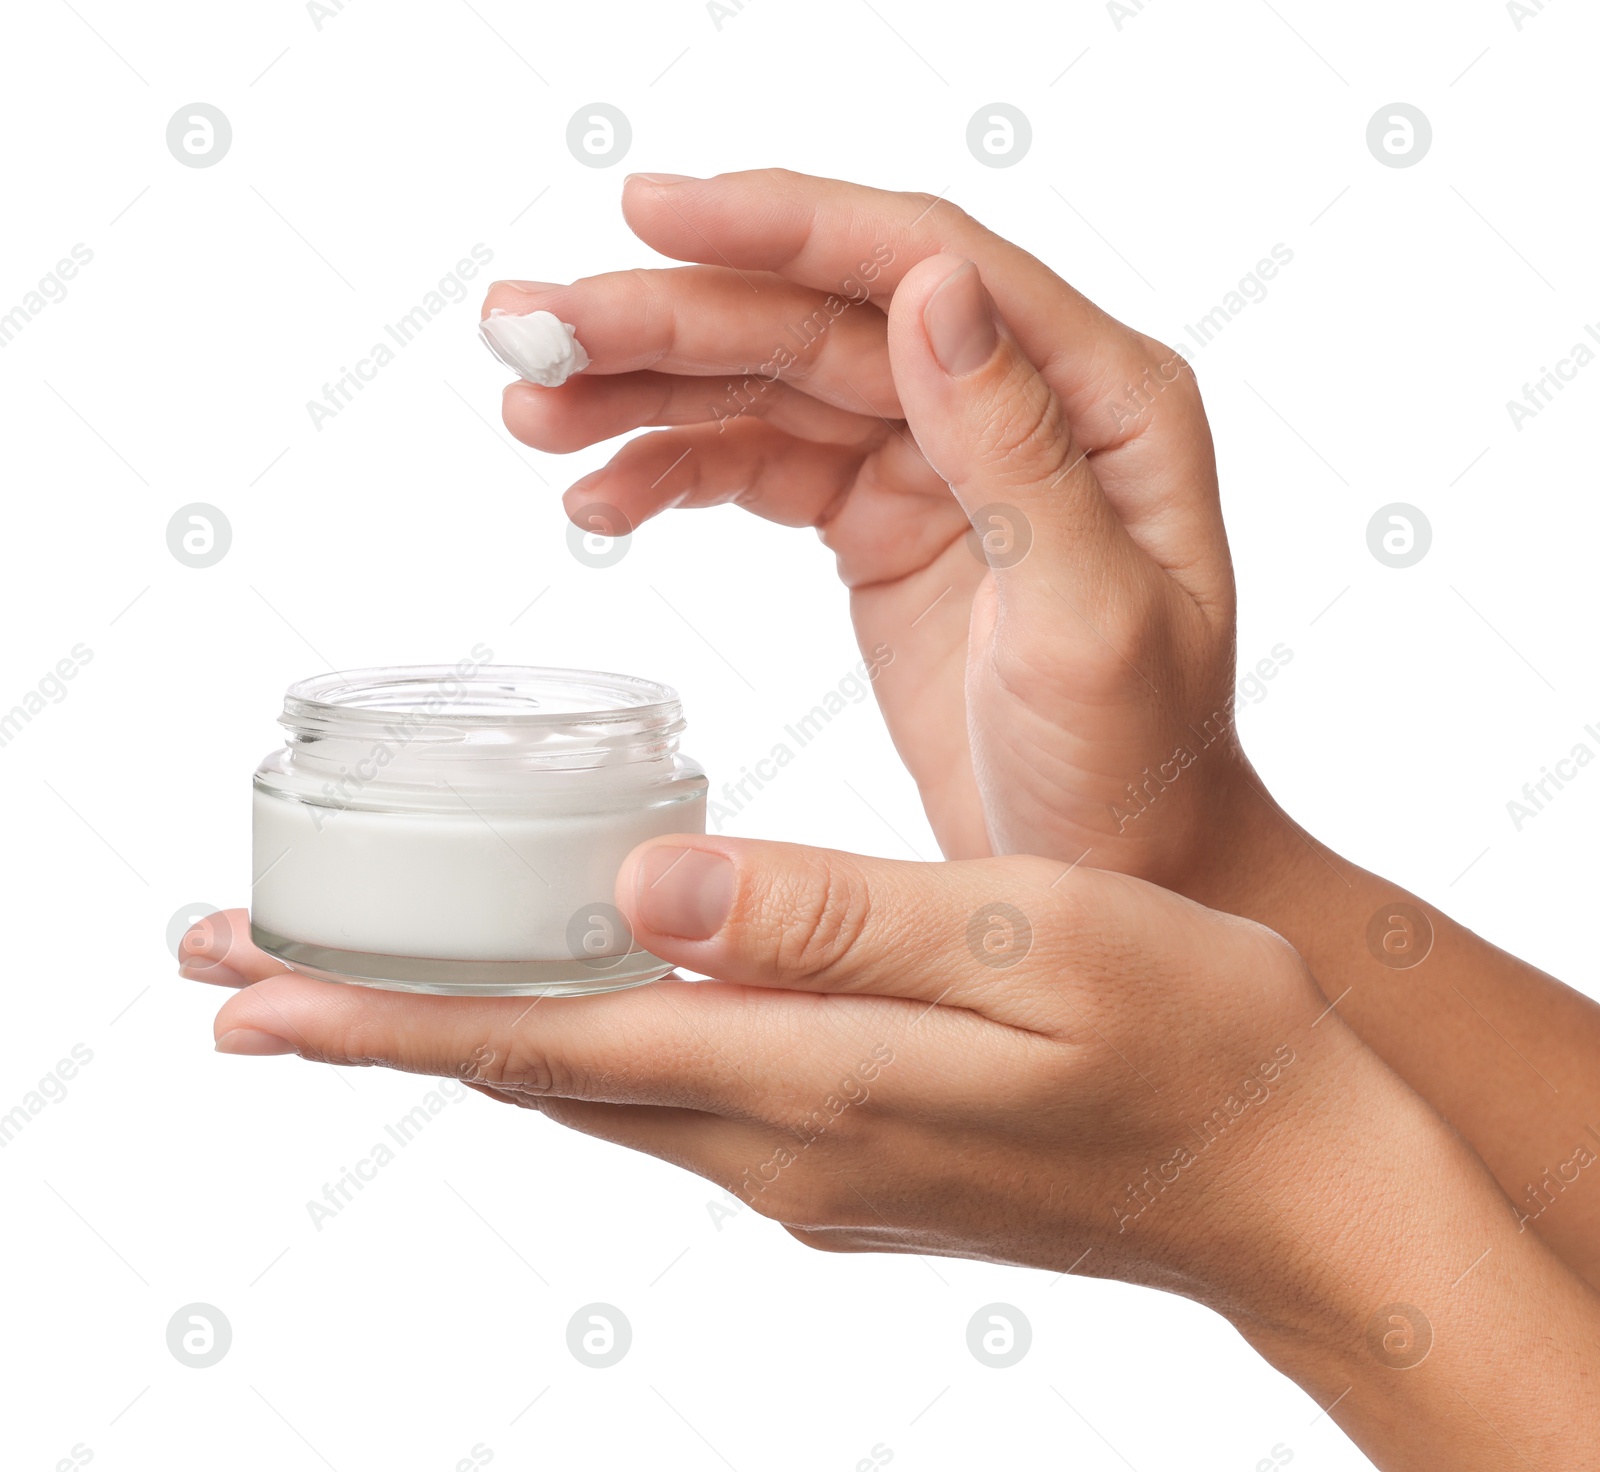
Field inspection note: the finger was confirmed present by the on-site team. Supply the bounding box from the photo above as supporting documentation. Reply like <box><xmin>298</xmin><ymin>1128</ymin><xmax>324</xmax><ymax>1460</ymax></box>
<box><xmin>616</xmin><ymin>837</ymin><xmax>1062</xmax><ymax>1027</ymax></box>
<box><xmin>887</xmin><ymin>254</ymin><xmax>1149</xmax><ymax>612</ymax></box>
<box><xmin>622</xmin><ymin>170</ymin><xmax>1231</xmax><ymax>593</ymax></box>
<box><xmin>562</xmin><ymin>419</ymin><xmax>864</xmax><ymax>531</ymax></box>
<box><xmin>212</xmin><ymin>971</ymin><xmax>803</xmax><ymax>1119</ymax></box>
<box><xmin>621</xmin><ymin>169</ymin><xmax>1146</xmax><ymax>428</ymax></box>
<box><xmin>484</xmin><ymin>270</ymin><xmax>899</xmax><ymax>418</ymax></box>
<box><xmin>179</xmin><ymin>908</ymin><xmax>289</xmax><ymax>989</ymax></box>
<box><xmin>496</xmin><ymin>1092</ymin><xmax>777</xmax><ymax>1191</ymax></box>
<box><xmin>501</xmin><ymin>365</ymin><xmax>884</xmax><ymax>454</ymax></box>
<box><xmin>561</xmin><ymin>417</ymin><xmax>968</xmax><ymax>591</ymax></box>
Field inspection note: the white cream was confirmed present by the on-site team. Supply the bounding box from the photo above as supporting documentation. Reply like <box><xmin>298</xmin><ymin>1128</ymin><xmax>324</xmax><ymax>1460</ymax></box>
<box><xmin>479</xmin><ymin>308</ymin><xmax>591</xmax><ymax>386</ymax></box>
<box><xmin>252</xmin><ymin>789</ymin><xmax>700</xmax><ymax>961</ymax></box>
<box><xmin>250</xmin><ymin>665</ymin><xmax>706</xmax><ymax>996</ymax></box>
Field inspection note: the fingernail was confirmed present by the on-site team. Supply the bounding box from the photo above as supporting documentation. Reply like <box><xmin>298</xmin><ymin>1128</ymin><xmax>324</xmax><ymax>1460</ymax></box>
<box><xmin>215</xmin><ymin>1028</ymin><xmax>298</xmax><ymax>1056</ymax></box>
<box><xmin>492</xmin><ymin>280</ymin><xmax>560</xmax><ymax>293</ymax></box>
<box><xmin>625</xmin><ymin>172</ymin><xmax>697</xmax><ymax>186</ymax></box>
<box><xmin>180</xmin><ymin>961</ymin><xmax>247</xmax><ymax>988</ymax></box>
<box><xmin>924</xmin><ymin>259</ymin><xmax>998</xmax><ymax>378</ymax></box>
<box><xmin>635</xmin><ymin>847</ymin><xmax>734</xmax><ymax>941</ymax></box>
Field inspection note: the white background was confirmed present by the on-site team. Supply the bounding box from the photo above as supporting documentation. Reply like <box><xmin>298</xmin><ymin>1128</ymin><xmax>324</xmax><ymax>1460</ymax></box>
<box><xmin>1</xmin><ymin>0</ymin><xmax>1595</xmax><ymax>1467</ymax></box>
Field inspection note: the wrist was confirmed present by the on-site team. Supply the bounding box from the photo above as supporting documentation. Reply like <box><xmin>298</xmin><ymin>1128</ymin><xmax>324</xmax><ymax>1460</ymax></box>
<box><xmin>1173</xmin><ymin>751</ymin><xmax>1328</xmax><ymax>922</ymax></box>
<box><xmin>1220</xmin><ymin>1022</ymin><xmax>1600</xmax><ymax>1468</ymax></box>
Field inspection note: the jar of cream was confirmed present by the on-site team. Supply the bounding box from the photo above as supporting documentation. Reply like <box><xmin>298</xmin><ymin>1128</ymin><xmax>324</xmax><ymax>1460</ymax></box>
<box><xmin>250</xmin><ymin>663</ymin><xmax>708</xmax><ymax>996</ymax></box>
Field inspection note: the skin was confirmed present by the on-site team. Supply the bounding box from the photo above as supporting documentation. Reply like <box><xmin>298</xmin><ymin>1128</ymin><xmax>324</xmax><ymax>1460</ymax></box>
<box><xmin>184</xmin><ymin>169</ymin><xmax>1600</xmax><ymax>1466</ymax></box>
<box><xmin>187</xmin><ymin>846</ymin><xmax>1600</xmax><ymax>1470</ymax></box>
<box><xmin>479</xmin><ymin>169</ymin><xmax>1600</xmax><ymax>1286</ymax></box>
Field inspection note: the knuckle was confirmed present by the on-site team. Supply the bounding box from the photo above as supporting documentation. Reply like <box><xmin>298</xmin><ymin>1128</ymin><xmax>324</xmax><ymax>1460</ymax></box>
<box><xmin>768</xmin><ymin>857</ymin><xmax>872</xmax><ymax>982</ymax></box>
<box><xmin>479</xmin><ymin>1039</ymin><xmax>587</xmax><ymax>1101</ymax></box>
<box><xmin>976</xmin><ymin>372</ymin><xmax>1075</xmax><ymax>482</ymax></box>
<box><xmin>986</xmin><ymin>854</ymin><xmax>1103</xmax><ymax>961</ymax></box>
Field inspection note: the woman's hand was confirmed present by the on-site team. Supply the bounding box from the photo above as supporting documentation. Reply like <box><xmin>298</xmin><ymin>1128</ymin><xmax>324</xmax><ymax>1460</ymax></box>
<box><xmin>195</xmin><ymin>846</ymin><xmax>1343</xmax><ymax>1295</ymax></box>
<box><xmin>199</xmin><ymin>846</ymin><xmax>1321</xmax><ymax>1286</ymax></box>
<box><xmin>186</xmin><ymin>842</ymin><xmax>1600</xmax><ymax>1468</ymax></box>
<box><xmin>484</xmin><ymin>170</ymin><xmax>1249</xmax><ymax>890</ymax></box>
<box><xmin>483</xmin><ymin>170</ymin><xmax>1600</xmax><ymax>1291</ymax></box>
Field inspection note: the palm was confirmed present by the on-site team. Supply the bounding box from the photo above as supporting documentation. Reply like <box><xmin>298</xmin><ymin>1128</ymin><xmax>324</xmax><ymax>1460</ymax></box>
<box><xmin>820</xmin><ymin>414</ymin><xmax>1231</xmax><ymax>879</ymax></box>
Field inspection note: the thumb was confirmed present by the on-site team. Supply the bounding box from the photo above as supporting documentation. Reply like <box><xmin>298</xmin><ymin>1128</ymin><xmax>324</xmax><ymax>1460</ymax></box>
<box><xmin>887</xmin><ymin>254</ymin><xmax>1145</xmax><ymax>603</ymax></box>
<box><xmin>616</xmin><ymin>836</ymin><xmax>1058</xmax><ymax>1027</ymax></box>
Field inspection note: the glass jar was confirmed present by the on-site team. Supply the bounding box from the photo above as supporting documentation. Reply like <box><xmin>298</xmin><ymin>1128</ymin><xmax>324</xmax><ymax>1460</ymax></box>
<box><xmin>250</xmin><ymin>663</ymin><xmax>707</xmax><ymax>996</ymax></box>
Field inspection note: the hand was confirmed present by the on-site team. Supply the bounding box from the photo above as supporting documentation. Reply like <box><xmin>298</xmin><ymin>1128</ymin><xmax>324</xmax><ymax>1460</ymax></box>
<box><xmin>195</xmin><ymin>842</ymin><xmax>1332</xmax><ymax>1287</ymax></box>
<box><xmin>482</xmin><ymin>172</ymin><xmax>1600</xmax><ymax>1293</ymax></box>
<box><xmin>484</xmin><ymin>170</ymin><xmax>1249</xmax><ymax>890</ymax></box>
<box><xmin>187</xmin><ymin>843</ymin><xmax>1600</xmax><ymax>1469</ymax></box>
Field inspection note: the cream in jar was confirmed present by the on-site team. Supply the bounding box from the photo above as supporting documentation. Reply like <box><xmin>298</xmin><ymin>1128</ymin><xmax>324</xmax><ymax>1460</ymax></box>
<box><xmin>250</xmin><ymin>661</ymin><xmax>707</xmax><ymax>996</ymax></box>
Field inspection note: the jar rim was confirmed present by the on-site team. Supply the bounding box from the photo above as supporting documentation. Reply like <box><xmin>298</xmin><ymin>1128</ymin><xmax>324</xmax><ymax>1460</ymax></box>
<box><xmin>282</xmin><ymin>664</ymin><xmax>682</xmax><ymax>733</ymax></box>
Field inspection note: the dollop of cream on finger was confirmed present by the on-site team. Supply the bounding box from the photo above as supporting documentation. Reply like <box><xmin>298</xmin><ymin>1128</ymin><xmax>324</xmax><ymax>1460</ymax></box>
<box><xmin>479</xmin><ymin>308</ymin><xmax>591</xmax><ymax>387</ymax></box>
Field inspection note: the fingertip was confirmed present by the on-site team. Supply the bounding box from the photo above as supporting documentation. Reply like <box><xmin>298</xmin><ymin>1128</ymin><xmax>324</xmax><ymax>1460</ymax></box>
<box><xmin>888</xmin><ymin>252</ymin><xmax>978</xmax><ymax>324</ymax></box>
<box><xmin>180</xmin><ymin>961</ymin><xmax>249</xmax><ymax>989</ymax></box>
<box><xmin>178</xmin><ymin>907</ymin><xmax>243</xmax><ymax>962</ymax></box>
<box><xmin>482</xmin><ymin>280</ymin><xmax>562</xmax><ymax>320</ymax></box>
<box><xmin>920</xmin><ymin>258</ymin><xmax>999</xmax><ymax>378</ymax></box>
<box><xmin>616</xmin><ymin>836</ymin><xmax>738</xmax><ymax>943</ymax></box>
<box><xmin>211</xmin><ymin>970</ymin><xmax>328</xmax><ymax>1055</ymax></box>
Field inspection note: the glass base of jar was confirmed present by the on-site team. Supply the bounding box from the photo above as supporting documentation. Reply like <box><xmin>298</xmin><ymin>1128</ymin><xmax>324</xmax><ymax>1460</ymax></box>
<box><xmin>250</xmin><ymin>923</ymin><xmax>670</xmax><ymax>997</ymax></box>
